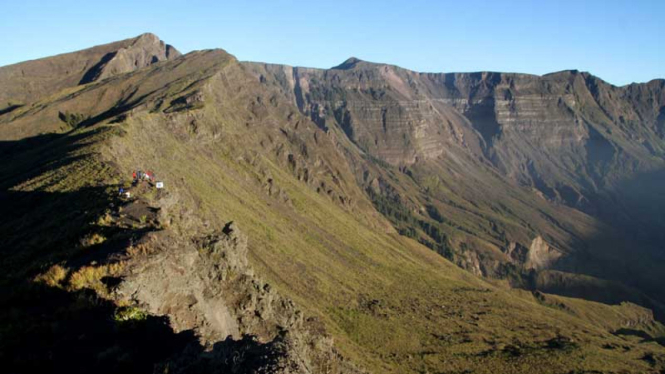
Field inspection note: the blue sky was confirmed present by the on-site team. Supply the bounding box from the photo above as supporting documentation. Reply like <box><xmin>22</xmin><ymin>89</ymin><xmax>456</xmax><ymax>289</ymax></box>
<box><xmin>1</xmin><ymin>0</ymin><xmax>663</xmax><ymax>86</ymax></box>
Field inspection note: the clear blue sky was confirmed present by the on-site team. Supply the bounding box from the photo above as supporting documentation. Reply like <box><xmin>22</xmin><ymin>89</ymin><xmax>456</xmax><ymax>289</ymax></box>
<box><xmin>1</xmin><ymin>0</ymin><xmax>663</xmax><ymax>86</ymax></box>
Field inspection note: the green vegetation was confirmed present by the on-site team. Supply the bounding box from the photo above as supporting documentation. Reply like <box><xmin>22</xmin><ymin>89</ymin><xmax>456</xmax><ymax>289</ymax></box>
<box><xmin>113</xmin><ymin>306</ymin><xmax>148</xmax><ymax>323</ymax></box>
<box><xmin>80</xmin><ymin>232</ymin><xmax>107</xmax><ymax>247</ymax></box>
<box><xmin>367</xmin><ymin>188</ymin><xmax>454</xmax><ymax>259</ymax></box>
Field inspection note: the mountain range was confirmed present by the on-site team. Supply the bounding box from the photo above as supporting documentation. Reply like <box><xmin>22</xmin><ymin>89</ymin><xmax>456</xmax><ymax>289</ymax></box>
<box><xmin>1</xmin><ymin>33</ymin><xmax>664</xmax><ymax>373</ymax></box>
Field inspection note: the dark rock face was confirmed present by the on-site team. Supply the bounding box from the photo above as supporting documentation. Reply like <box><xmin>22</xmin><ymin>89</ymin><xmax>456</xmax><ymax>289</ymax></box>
<box><xmin>245</xmin><ymin>60</ymin><xmax>665</xmax><ymax>308</ymax></box>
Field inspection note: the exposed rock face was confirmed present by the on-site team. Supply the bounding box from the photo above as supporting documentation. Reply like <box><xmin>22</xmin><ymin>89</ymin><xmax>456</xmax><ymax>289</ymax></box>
<box><xmin>118</xmin><ymin>230</ymin><xmax>241</xmax><ymax>342</ymax></box>
<box><xmin>525</xmin><ymin>236</ymin><xmax>562</xmax><ymax>271</ymax></box>
<box><xmin>0</xmin><ymin>32</ymin><xmax>180</xmax><ymax>106</ymax></box>
<box><xmin>78</xmin><ymin>33</ymin><xmax>180</xmax><ymax>84</ymax></box>
<box><xmin>246</xmin><ymin>59</ymin><xmax>665</xmax><ymax>308</ymax></box>
<box><xmin>118</xmin><ymin>223</ymin><xmax>361</xmax><ymax>374</ymax></box>
<box><xmin>248</xmin><ymin>62</ymin><xmax>664</xmax><ymax>187</ymax></box>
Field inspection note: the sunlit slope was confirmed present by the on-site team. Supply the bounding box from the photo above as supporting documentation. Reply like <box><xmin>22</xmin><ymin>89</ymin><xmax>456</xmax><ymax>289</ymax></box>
<box><xmin>0</xmin><ymin>33</ymin><xmax>179</xmax><ymax>115</ymax></box>
<box><xmin>91</xmin><ymin>51</ymin><xmax>665</xmax><ymax>373</ymax></box>
<box><xmin>246</xmin><ymin>60</ymin><xmax>665</xmax><ymax>312</ymax></box>
<box><xmin>1</xmin><ymin>46</ymin><xmax>665</xmax><ymax>373</ymax></box>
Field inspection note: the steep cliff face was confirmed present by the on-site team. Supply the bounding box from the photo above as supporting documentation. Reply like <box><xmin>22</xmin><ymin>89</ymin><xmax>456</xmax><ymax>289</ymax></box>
<box><xmin>245</xmin><ymin>60</ymin><xmax>665</xmax><ymax>309</ymax></box>
<box><xmin>249</xmin><ymin>61</ymin><xmax>664</xmax><ymax>191</ymax></box>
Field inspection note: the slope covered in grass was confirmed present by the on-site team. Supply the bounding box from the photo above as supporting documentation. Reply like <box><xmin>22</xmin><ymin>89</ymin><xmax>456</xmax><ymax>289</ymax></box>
<box><xmin>1</xmin><ymin>38</ymin><xmax>665</xmax><ymax>373</ymax></box>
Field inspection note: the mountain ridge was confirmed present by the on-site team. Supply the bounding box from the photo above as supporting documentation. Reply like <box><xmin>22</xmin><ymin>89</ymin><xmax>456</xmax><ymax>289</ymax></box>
<box><xmin>2</xmin><ymin>34</ymin><xmax>665</xmax><ymax>373</ymax></box>
<box><xmin>245</xmin><ymin>51</ymin><xmax>665</xmax><ymax>316</ymax></box>
<box><xmin>251</xmin><ymin>56</ymin><xmax>664</xmax><ymax>88</ymax></box>
<box><xmin>0</xmin><ymin>32</ymin><xmax>180</xmax><ymax>108</ymax></box>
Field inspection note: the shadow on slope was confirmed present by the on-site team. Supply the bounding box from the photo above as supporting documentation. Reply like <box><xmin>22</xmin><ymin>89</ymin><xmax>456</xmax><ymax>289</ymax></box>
<box><xmin>0</xmin><ymin>281</ymin><xmax>284</xmax><ymax>374</ymax></box>
<box><xmin>0</xmin><ymin>129</ymin><xmax>122</xmax><ymax>282</ymax></box>
<box><xmin>1</xmin><ymin>282</ymin><xmax>193</xmax><ymax>374</ymax></box>
<box><xmin>361</xmin><ymin>154</ymin><xmax>665</xmax><ymax>323</ymax></box>
<box><xmin>0</xmin><ymin>129</ymin><xmax>285</xmax><ymax>373</ymax></box>
<box><xmin>533</xmin><ymin>168</ymin><xmax>665</xmax><ymax>322</ymax></box>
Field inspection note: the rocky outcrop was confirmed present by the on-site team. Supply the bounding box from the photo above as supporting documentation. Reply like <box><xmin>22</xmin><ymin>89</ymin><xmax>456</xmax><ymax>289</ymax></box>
<box><xmin>247</xmin><ymin>62</ymin><xmax>664</xmax><ymax>186</ymax></box>
<box><xmin>117</xmin><ymin>223</ymin><xmax>361</xmax><ymax>373</ymax></box>
<box><xmin>79</xmin><ymin>33</ymin><xmax>180</xmax><ymax>84</ymax></box>
<box><xmin>525</xmin><ymin>236</ymin><xmax>562</xmax><ymax>271</ymax></box>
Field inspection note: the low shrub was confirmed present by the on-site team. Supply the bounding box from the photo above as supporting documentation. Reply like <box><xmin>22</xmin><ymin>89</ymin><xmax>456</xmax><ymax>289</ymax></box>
<box><xmin>113</xmin><ymin>306</ymin><xmax>148</xmax><ymax>323</ymax></box>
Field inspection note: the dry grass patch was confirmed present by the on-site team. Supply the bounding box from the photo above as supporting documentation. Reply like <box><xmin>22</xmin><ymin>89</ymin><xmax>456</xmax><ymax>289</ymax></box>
<box><xmin>34</xmin><ymin>264</ymin><xmax>69</xmax><ymax>288</ymax></box>
<box><xmin>68</xmin><ymin>262</ymin><xmax>125</xmax><ymax>295</ymax></box>
<box><xmin>79</xmin><ymin>232</ymin><xmax>107</xmax><ymax>247</ymax></box>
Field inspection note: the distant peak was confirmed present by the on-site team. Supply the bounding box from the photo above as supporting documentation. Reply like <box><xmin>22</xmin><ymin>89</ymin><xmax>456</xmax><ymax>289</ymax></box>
<box><xmin>131</xmin><ymin>32</ymin><xmax>161</xmax><ymax>45</ymax></box>
<box><xmin>543</xmin><ymin>69</ymin><xmax>585</xmax><ymax>78</ymax></box>
<box><xmin>136</xmin><ymin>32</ymin><xmax>157</xmax><ymax>38</ymax></box>
<box><xmin>332</xmin><ymin>57</ymin><xmax>364</xmax><ymax>70</ymax></box>
<box><xmin>128</xmin><ymin>32</ymin><xmax>181</xmax><ymax>59</ymax></box>
<box><xmin>137</xmin><ymin>32</ymin><xmax>158</xmax><ymax>38</ymax></box>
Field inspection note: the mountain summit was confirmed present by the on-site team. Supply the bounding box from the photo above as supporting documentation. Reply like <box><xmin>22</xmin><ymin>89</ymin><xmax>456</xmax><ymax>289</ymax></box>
<box><xmin>1</xmin><ymin>34</ymin><xmax>665</xmax><ymax>373</ymax></box>
<box><xmin>0</xmin><ymin>32</ymin><xmax>179</xmax><ymax>106</ymax></box>
<box><xmin>332</xmin><ymin>57</ymin><xmax>364</xmax><ymax>70</ymax></box>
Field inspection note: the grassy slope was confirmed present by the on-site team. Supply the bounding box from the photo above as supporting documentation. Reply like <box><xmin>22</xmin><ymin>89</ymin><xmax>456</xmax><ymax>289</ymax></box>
<box><xmin>100</xmin><ymin>58</ymin><xmax>665</xmax><ymax>372</ymax></box>
<box><xmin>108</xmin><ymin>113</ymin><xmax>665</xmax><ymax>373</ymax></box>
<box><xmin>2</xmin><ymin>50</ymin><xmax>665</xmax><ymax>373</ymax></box>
